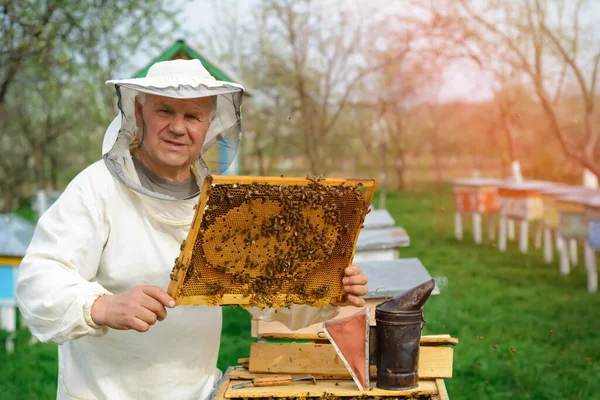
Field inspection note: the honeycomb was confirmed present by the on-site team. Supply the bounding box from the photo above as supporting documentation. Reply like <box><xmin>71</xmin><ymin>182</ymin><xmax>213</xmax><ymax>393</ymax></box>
<box><xmin>167</xmin><ymin>175</ymin><xmax>375</xmax><ymax>308</ymax></box>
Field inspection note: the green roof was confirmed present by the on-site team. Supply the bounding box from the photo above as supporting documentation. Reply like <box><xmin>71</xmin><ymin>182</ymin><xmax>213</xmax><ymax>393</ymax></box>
<box><xmin>134</xmin><ymin>40</ymin><xmax>250</xmax><ymax>94</ymax></box>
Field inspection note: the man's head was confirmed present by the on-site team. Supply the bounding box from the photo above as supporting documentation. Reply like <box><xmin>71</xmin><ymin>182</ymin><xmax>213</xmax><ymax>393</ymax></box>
<box><xmin>133</xmin><ymin>93</ymin><xmax>216</xmax><ymax>182</ymax></box>
<box><xmin>104</xmin><ymin>59</ymin><xmax>245</xmax><ymax>199</ymax></box>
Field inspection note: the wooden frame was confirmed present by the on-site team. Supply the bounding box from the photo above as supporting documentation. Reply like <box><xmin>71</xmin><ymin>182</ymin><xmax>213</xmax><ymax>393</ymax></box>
<box><xmin>167</xmin><ymin>175</ymin><xmax>376</xmax><ymax>307</ymax></box>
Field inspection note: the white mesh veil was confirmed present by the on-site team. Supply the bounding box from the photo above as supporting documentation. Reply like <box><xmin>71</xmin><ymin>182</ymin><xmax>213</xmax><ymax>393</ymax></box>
<box><xmin>102</xmin><ymin>59</ymin><xmax>245</xmax><ymax>200</ymax></box>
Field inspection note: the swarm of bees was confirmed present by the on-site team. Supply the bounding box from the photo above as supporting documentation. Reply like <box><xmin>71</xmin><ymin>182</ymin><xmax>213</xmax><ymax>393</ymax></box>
<box><xmin>170</xmin><ymin>175</ymin><xmax>372</xmax><ymax>308</ymax></box>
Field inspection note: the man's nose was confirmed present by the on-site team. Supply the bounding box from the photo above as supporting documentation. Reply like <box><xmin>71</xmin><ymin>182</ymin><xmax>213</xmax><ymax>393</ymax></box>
<box><xmin>169</xmin><ymin>114</ymin><xmax>186</xmax><ymax>136</ymax></box>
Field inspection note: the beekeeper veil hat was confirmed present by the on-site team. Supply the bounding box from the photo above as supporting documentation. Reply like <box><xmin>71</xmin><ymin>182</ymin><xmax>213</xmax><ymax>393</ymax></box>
<box><xmin>102</xmin><ymin>59</ymin><xmax>244</xmax><ymax>200</ymax></box>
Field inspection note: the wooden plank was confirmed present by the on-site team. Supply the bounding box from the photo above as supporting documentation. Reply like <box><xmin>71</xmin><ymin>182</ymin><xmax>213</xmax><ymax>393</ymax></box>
<box><xmin>256</xmin><ymin>325</ymin><xmax>458</xmax><ymax>346</ymax></box>
<box><xmin>420</xmin><ymin>335</ymin><xmax>459</xmax><ymax>346</ymax></box>
<box><xmin>250</xmin><ymin>318</ymin><xmax>258</xmax><ymax>338</ymax></box>
<box><xmin>249</xmin><ymin>343</ymin><xmax>453</xmax><ymax>379</ymax></box>
<box><xmin>167</xmin><ymin>174</ymin><xmax>212</xmax><ymax>301</ymax></box>
<box><xmin>436</xmin><ymin>379</ymin><xmax>450</xmax><ymax>400</ymax></box>
<box><xmin>208</xmin><ymin>175</ymin><xmax>376</xmax><ymax>189</ymax></box>
<box><xmin>224</xmin><ymin>378</ymin><xmax>438</xmax><ymax>398</ymax></box>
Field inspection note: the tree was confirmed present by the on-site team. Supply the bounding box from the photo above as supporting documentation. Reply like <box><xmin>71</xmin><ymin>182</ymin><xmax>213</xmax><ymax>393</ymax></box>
<box><xmin>440</xmin><ymin>0</ymin><xmax>600</xmax><ymax>177</ymax></box>
<box><xmin>0</xmin><ymin>0</ymin><xmax>179</xmax><ymax>211</ymax></box>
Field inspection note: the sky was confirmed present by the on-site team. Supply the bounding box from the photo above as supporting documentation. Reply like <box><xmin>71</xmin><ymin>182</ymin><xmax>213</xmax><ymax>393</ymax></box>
<box><xmin>131</xmin><ymin>0</ymin><xmax>599</xmax><ymax>104</ymax></box>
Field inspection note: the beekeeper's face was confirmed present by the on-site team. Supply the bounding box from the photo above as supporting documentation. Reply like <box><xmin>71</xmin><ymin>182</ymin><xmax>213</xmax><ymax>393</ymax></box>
<box><xmin>134</xmin><ymin>93</ymin><xmax>214</xmax><ymax>179</ymax></box>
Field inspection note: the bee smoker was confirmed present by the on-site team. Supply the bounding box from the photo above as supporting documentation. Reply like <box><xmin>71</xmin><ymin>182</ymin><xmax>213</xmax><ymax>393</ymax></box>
<box><xmin>369</xmin><ymin>279</ymin><xmax>435</xmax><ymax>391</ymax></box>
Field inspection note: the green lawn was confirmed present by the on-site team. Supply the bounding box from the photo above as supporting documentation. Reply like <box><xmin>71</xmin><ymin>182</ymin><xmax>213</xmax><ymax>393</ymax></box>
<box><xmin>2</xmin><ymin>186</ymin><xmax>600</xmax><ymax>399</ymax></box>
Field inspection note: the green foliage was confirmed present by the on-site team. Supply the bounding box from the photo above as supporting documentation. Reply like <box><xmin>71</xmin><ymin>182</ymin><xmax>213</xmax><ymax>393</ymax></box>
<box><xmin>383</xmin><ymin>187</ymin><xmax>600</xmax><ymax>399</ymax></box>
<box><xmin>0</xmin><ymin>0</ymin><xmax>180</xmax><ymax>212</ymax></box>
<box><xmin>0</xmin><ymin>328</ymin><xmax>58</xmax><ymax>399</ymax></box>
<box><xmin>3</xmin><ymin>186</ymin><xmax>600</xmax><ymax>398</ymax></box>
<box><xmin>218</xmin><ymin>306</ymin><xmax>255</xmax><ymax>372</ymax></box>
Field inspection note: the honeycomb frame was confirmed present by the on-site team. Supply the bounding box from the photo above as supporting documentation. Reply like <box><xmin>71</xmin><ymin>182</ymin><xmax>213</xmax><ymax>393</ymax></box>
<box><xmin>167</xmin><ymin>175</ymin><xmax>376</xmax><ymax>308</ymax></box>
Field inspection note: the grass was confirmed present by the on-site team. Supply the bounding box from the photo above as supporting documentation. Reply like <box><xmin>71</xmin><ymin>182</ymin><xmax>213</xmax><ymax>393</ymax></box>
<box><xmin>2</xmin><ymin>185</ymin><xmax>600</xmax><ymax>399</ymax></box>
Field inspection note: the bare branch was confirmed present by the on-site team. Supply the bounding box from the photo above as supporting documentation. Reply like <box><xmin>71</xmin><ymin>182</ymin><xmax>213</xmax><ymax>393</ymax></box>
<box><xmin>540</xmin><ymin>23</ymin><xmax>590</xmax><ymax>106</ymax></box>
<box><xmin>458</xmin><ymin>0</ymin><xmax>535</xmax><ymax>78</ymax></box>
<box><xmin>591</xmin><ymin>51</ymin><xmax>600</xmax><ymax>96</ymax></box>
<box><xmin>322</xmin><ymin>43</ymin><xmax>412</xmax><ymax>136</ymax></box>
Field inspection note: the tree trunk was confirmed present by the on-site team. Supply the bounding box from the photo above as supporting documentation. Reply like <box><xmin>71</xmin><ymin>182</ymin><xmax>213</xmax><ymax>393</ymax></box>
<box><xmin>395</xmin><ymin>148</ymin><xmax>406</xmax><ymax>191</ymax></box>
<box><xmin>431</xmin><ymin>125</ymin><xmax>443</xmax><ymax>184</ymax></box>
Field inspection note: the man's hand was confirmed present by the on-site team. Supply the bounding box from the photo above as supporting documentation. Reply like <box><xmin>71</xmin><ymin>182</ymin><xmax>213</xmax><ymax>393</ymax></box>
<box><xmin>91</xmin><ymin>285</ymin><xmax>176</xmax><ymax>332</ymax></box>
<box><xmin>331</xmin><ymin>265</ymin><xmax>369</xmax><ymax>307</ymax></box>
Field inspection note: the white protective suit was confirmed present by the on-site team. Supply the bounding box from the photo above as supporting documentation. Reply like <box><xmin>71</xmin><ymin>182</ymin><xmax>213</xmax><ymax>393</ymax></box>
<box><xmin>16</xmin><ymin>59</ymin><xmax>338</xmax><ymax>400</ymax></box>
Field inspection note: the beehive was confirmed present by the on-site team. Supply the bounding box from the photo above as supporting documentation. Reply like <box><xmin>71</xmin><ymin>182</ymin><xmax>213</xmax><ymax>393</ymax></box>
<box><xmin>167</xmin><ymin>175</ymin><xmax>375</xmax><ymax>308</ymax></box>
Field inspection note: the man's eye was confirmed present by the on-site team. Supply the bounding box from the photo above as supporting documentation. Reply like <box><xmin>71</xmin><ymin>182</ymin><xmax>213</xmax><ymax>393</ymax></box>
<box><xmin>185</xmin><ymin>114</ymin><xmax>201</xmax><ymax>121</ymax></box>
<box><xmin>159</xmin><ymin>109</ymin><xmax>172</xmax><ymax>114</ymax></box>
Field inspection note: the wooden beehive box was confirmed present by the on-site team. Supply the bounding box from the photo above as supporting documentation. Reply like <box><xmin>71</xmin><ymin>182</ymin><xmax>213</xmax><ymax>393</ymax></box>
<box><xmin>539</xmin><ymin>185</ymin><xmax>577</xmax><ymax>229</ymax></box>
<box><xmin>557</xmin><ymin>193</ymin><xmax>593</xmax><ymax>241</ymax></box>
<box><xmin>212</xmin><ymin>335</ymin><xmax>456</xmax><ymax>400</ymax></box>
<box><xmin>451</xmin><ymin>178</ymin><xmax>502</xmax><ymax>214</ymax></box>
<box><xmin>497</xmin><ymin>182</ymin><xmax>552</xmax><ymax>220</ymax></box>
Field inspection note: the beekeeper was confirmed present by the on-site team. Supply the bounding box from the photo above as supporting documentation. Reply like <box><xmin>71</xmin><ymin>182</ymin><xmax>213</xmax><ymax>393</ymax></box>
<box><xmin>16</xmin><ymin>59</ymin><xmax>369</xmax><ymax>400</ymax></box>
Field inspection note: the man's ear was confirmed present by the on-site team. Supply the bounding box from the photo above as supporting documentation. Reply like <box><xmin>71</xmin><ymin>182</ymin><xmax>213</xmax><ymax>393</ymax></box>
<box><xmin>134</xmin><ymin>97</ymin><xmax>143</xmax><ymax>123</ymax></box>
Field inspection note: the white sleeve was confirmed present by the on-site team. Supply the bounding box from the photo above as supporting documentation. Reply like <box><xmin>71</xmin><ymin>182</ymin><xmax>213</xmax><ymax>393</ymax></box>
<box><xmin>16</xmin><ymin>175</ymin><xmax>111</xmax><ymax>345</ymax></box>
<box><xmin>246</xmin><ymin>304</ymin><xmax>341</xmax><ymax>331</ymax></box>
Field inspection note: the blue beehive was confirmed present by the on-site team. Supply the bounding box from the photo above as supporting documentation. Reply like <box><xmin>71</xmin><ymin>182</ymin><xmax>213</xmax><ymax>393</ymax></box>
<box><xmin>0</xmin><ymin>214</ymin><xmax>35</xmax><ymax>306</ymax></box>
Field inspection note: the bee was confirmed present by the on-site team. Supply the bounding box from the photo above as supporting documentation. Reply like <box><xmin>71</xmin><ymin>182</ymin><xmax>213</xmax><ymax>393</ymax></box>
<box><xmin>206</xmin><ymin>281</ymin><xmax>225</xmax><ymax>296</ymax></box>
<box><xmin>215</xmin><ymin>246</ymin><xmax>222</xmax><ymax>253</ymax></box>
<box><xmin>310</xmin><ymin>286</ymin><xmax>329</xmax><ymax>299</ymax></box>
<box><xmin>214</xmin><ymin>265</ymin><xmax>228</xmax><ymax>273</ymax></box>
<box><xmin>179</xmin><ymin>240</ymin><xmax>186</xmax><ymax>251</ymax></box>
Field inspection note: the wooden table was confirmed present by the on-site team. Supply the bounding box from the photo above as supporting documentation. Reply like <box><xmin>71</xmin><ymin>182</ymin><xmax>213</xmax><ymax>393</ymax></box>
<box><xmin>451</xmin><ymin>178</ymin><xmax>503</xmax><ymax>244</ymax></box>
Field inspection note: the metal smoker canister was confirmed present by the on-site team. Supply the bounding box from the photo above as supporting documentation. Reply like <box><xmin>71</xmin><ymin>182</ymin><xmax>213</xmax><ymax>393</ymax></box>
<box><xmin>374</xmin><ymin>278</ymin><xmax>435</xmax><ymax>391</ymax></box>
<box><xmin>375</xmin><ymin>307</ymin><xmax>424</xmax><ymax>390</ymax></box>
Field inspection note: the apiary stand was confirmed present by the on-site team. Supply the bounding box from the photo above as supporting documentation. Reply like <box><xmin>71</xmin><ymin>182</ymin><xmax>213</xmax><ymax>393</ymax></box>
<box><xmin>539</xmin><ymin>185</ymin><xmax>580</xmax><ymax>264</ymax></box>
<box><xmin>558</xmin><ymin>193</ymin><xmax>600</xmax><ymax>292</ymax></box>
<box><xmin>451</xmin><ymin>178</ymin><xmax>503</xmax><ymax>244</ymax></box>
<box><xmin>497</xmin><ymin>182</ymin><xmax>554</xmax><ymax>253</ymax></box>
